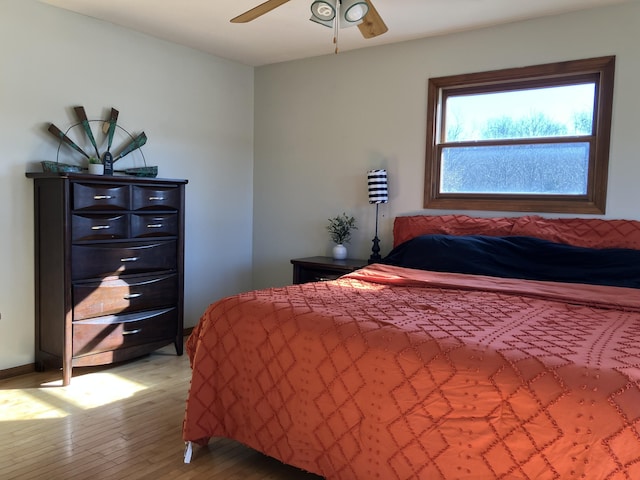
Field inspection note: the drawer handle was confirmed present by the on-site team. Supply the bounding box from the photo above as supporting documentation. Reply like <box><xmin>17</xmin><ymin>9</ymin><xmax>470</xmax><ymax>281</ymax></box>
<box><xmin>147</xmin><ymin>223</ymin><xmax>163</xmax><ymax>228</ymax></box>
<box><xmin>123</xmin><ymin>293</ymin><xmax>142</xmax><ymax>300</ymax></box>
<box><xmin>122</xmin><ymin>329</ymin><xmax>142</xmax><ymax>336</ymax></box>
<box><xmin>93</xmin><ymin>195</ymin><xmax>114</xmax><ymax>200</ymax></box>
<box><xmin>149</xmin><ymin>196</ymin><xmax>165</xmax><ymax>201</ymax></box>
<box><xmin>120</xmin><ymin>257</ymin><xmax>139</xmax><ymax>263</ymax></box>
<box><xmin>91</xmin><ymin>225</ymin><xmax>111</xmax><ymax>230</ymax></box>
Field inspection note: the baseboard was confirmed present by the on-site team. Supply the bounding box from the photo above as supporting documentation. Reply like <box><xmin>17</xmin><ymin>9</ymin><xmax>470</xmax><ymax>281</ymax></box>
<box><xmin>0</xmin><ymin>329</ymin><xmax>195</xmax><ymax>381</ymax></box>
<box><xmin>0</xmin><ymin>363</ymin><xmax>36</xmax><ymax>380</ymax></box>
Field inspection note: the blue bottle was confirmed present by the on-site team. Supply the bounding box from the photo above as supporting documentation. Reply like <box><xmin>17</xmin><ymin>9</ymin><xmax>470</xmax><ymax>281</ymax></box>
<box><xmin>102</xmin><ymin>151</ymin><xmax>114</xmax><ymax>175</ymax></box>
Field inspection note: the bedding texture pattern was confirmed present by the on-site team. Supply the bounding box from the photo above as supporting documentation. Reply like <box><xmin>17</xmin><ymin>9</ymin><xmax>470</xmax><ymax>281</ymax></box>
<box><xmin>183</xmin><ymin>264</ymin><xmax>640</xmax><ymax>479</ymax></box>
<box><xmin>393</xmin><ymin>214</ymin><xmax>640</xmax><ymax>249</ymax></box>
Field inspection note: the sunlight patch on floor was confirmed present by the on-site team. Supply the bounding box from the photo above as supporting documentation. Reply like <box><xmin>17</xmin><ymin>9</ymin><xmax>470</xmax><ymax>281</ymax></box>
<box><xmin>0</xmin><ymin>389</ymin><xmax>69</xmax><ymax>420</ymax></box>
<box><xmin>0</xmin><ymin>372</ymin><xmax>148</xmax><ymax>421</ymax></box>
<box><xmin>42</xmin><ymin>372</ymin><xmax>147</xmax><ymax>408</ymax></box>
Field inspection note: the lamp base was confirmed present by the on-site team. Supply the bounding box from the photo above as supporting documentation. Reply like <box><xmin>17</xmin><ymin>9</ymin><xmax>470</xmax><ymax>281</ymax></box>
<box><xmin>369</xmin><ymin>236</ymin><xmax>382</xmax><ymax>264</ymax></box>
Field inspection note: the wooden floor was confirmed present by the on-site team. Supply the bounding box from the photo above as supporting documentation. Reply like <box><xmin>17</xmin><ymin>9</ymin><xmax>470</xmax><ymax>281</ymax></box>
<box><xmin>0</xmin><ymin>341</ymin><xmax>324</xmax><ymax>480</ymax></box>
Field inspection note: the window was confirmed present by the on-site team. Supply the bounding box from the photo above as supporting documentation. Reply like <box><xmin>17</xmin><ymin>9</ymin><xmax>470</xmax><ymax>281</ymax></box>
<box><xmin>424</xmin><ymin>56</ymin><xmax>615</xmax><ymax>213</ymax></box>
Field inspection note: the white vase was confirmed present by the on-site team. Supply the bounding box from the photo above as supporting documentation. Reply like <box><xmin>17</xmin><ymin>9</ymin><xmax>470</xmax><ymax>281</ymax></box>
<box><xmin>88</xmin><ymin>163</ymin><xmax>104</xmax><ymax>175</ymax></box>
<box><xmin>332</xmin><ymin>244</ymin><xmax>347</xmax><ymax>260</ymax></box>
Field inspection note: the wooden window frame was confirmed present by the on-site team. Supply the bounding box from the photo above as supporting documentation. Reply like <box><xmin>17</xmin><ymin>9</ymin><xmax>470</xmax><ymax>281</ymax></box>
<box><xmin>424</xmin><ymin>56</ymin><xmax>615</xmax><ymax>214</ymax></box>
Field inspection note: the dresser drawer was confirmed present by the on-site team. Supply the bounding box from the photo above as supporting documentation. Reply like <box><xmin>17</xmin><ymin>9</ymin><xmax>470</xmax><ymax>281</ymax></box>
<box><xmin>291</xmin><ymin>257</ymin><xmax>368</xmax><ymax>284</ymax></box>
<box><xmin>73</xmin><ymin>273</ymin><xmax>178</xmax><ymax>320</ymax></box>
<box><xmin>73</xmin><ymin>183</ymin><xmax>130</xmax><ymax>210</ymax></box>
<box><xmin>72</xmin><ymin>241</ymin><xmax>177</xmax><ymax>280</ymax></box>
<box><xmin>72</xmin><ymin>213</ymin><xmax>128</xmax><ymax>241</ymax></box>
<box><xmin>296</xmin><ymin>268</ymin><xmax>345</xmax><ymax>283</ymax></box>
<box><xmin>132</xmin><ymin>185</ymin><xmax>180</xmax><ymax>210</ymax></box>
<box><xmin>72</xmin><ymin>307</ymin><xmax>178</xmax><ymax>357</ymax></box>
<box><xmin>131</xmin><ymin>213</ymin><xmax>178</xmax><ymax>238</ymax></box>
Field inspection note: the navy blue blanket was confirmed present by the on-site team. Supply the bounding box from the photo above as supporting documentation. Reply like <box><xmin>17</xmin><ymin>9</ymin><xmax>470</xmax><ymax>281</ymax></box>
<box><xmin>382</xmin><ymin>234</ymin><xmax>640</xmax><ymax>289</ymax></box>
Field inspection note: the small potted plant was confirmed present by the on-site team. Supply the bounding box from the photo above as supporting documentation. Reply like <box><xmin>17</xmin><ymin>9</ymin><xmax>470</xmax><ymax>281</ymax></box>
<box><xmin>327</xmin><ymin>213</ymin><xmax>357</xmax><ymax>260</ymax></box>
<box><xmin>87</xmin><ymin>156</ymin><xmax>104</xmax><ymax>175</ymax></box>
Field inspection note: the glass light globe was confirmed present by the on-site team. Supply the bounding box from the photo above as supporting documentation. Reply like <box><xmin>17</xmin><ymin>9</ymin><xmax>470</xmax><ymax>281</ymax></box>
<box><xmin>345</xmin><ymin>4</ymin><xmax>367</xmax><ymax>22</ymax></box>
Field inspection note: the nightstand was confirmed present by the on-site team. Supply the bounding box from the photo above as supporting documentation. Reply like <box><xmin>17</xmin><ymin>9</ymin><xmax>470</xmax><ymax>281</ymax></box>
<box><xmin>290</xmin><ymin>256</ymin><xmax>368</xmax><ymax>284</ymax></box>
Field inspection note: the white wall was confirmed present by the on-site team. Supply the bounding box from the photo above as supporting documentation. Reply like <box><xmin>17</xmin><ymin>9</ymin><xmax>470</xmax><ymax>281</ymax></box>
<box><xmin>0</xmin><ymin>0</ymin><xmax>254</xmax><ymax>370</ymax></box>
<box><xmin>252</xmin><ymin>2</ymin><xmax>640</xmax><ymax>289</ymax></box>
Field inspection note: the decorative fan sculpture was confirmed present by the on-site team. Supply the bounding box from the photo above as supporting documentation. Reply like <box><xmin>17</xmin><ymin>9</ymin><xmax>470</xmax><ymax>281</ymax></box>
<box><xmin>231</xmin><ymin>0</ymin><xmax>388</xmax><ymax>52</ymax></box>
<box><xmin>44</xmin><ymin>106</ymin><xmax>157</xmax><ymax>177</ymax></box>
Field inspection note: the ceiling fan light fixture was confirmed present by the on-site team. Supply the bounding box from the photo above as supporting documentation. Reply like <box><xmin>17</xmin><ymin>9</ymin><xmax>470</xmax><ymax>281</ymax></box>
<box><xmin>342</xmin><ymin>0</ymin><xmax>369</xmax><ymax>23</ymax></box>
<box><xmin>309</xmin><ymin>15</ymin><xmax>334</xmax><ymax>28</ymax></box>
<box><xmin>232</xmin><ymin>0</ymin><xmax>388</xmax><ymax>40</ymax></box>
<box><xmin>311</xmin><ymin>0</ymin><xmax>336</xmax><ymax>21</ymax></box>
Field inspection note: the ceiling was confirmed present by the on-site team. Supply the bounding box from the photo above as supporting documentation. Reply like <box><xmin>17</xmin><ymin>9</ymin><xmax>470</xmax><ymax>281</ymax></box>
<box><xmin>39</xmin><ymin>0</ymin><xmax>630</xmax><ymax>66</ymax></box>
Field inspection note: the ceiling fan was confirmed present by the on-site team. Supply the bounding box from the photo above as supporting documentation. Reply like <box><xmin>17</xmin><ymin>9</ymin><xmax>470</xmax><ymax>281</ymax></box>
<box><xmin>231</xmin><ymin>0</ymin><xmax>388</xmax><ymax>40</ymax></box>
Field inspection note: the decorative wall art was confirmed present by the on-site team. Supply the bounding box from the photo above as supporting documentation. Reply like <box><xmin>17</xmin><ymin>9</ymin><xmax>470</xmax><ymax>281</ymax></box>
<box><xmin>43</xmin><ymin>106</ymin><xmax>157</xmax><ymax>177</ymax></box>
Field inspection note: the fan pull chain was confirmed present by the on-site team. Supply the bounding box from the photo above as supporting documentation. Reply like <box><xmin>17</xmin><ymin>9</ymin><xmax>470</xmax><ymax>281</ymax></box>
<box><xmin>334</xmin><ymin>1</ymin><xmax>339</xmax><ymax>53</ymax></box>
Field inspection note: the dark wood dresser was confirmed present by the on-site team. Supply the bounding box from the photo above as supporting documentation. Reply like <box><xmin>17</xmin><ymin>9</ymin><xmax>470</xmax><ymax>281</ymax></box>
<box><xmin>26</xmin><ymin>172</ymin><xmax>187</xmax><ymax>385</ymax></box>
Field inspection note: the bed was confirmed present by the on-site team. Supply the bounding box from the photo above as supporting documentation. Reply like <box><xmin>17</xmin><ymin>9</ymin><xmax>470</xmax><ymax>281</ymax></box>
<box><xmin>182</xmin><ymin>214</ymin><xmax>640</xmax><ymax>479</ymax></box>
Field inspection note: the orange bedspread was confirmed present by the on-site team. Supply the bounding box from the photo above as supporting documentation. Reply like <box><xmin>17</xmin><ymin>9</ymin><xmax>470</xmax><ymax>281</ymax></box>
<box><xmin>183</xmin><ymin>264</ymin><xmax>640</xmax><ymax>479</ymax></box>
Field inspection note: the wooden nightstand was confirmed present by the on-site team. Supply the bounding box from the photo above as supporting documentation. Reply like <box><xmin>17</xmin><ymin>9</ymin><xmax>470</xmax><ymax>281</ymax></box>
<box><xmin>291</xmin><ymin>256</ymin><xmax>368</xmax><ymax>284</ymax></box>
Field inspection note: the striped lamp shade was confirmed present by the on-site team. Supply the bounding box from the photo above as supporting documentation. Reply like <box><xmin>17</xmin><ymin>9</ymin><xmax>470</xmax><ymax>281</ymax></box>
<box><xmin>368</xmin><ymin>169</ymin><xmax>388</xmax><ymax>204</ymax></box>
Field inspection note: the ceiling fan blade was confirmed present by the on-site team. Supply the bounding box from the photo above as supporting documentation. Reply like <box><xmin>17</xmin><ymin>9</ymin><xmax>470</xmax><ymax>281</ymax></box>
<box><xmin>231</xmin><ymin>0</ymin><xmax>291</xmax><ymax>23</ymax></box>
<box><xmin>358</xmin><ymin>0</ymin><xmax>388</xmax><ymax>39</ymax></box>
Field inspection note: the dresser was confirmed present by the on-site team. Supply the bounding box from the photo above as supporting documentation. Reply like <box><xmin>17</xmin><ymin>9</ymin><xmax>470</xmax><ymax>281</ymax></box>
<box><xmin>26</xmin><ymin>173</ymin><xmax>187</xmax><ymax>385</ymax></box>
